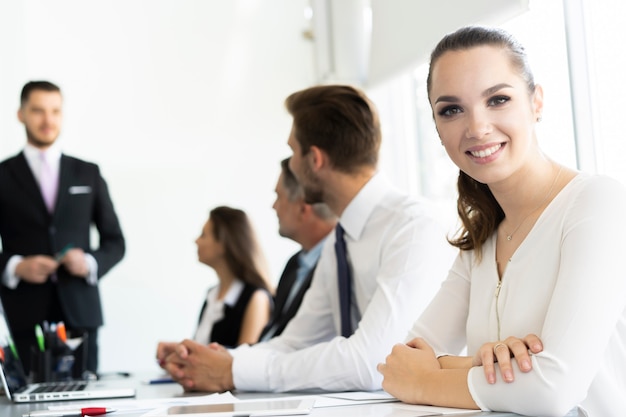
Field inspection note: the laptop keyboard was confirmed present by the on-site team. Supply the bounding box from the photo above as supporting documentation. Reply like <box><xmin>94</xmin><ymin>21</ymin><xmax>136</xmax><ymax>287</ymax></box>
<box><xmin>31</xmin><ymin>381</ymin><xmax>88</xmax><ymax>393</ymax></box>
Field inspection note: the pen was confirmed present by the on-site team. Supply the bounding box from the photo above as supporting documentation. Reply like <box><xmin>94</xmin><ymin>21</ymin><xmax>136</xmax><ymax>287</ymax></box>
<box><xmin>35</xmin><ymin>324</ymin><xmax>45</xmax><ymax>352</ymax></box>
<box><xmin>55</xmin><ymin>243</ymin><xmax>74</xmax><ymax>262</ymax></box>
<box><xmin>56</xmin><ymin>321</ymin><xmax>67</xmax><ymax>343</ymax></box>
<box><xmin>22</xmin><ymin>407</ymin><xmax>116</xmax><ymax>417</ymax></box>
<box><xmin>148</xmin><ymin>376</ymin><xmax>175</xmax><ymax>384</ymax></box>
<box><xmin>5</xmin><ymin>334</ymin><xmax>19</xmax><ymax>359</ymax></box>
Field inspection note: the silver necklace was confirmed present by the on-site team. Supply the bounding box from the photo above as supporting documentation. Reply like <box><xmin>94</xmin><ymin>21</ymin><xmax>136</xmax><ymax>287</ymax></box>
<box><xmin>503</xmin><ymin>165</ymin><xmax>563</xmax><ymax>241</ymax></box>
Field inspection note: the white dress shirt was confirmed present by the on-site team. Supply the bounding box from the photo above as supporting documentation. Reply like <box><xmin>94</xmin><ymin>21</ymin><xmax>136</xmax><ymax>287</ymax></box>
<box><xmin>1</xmin><ymin>144</ymin><xmax>98</xmax><ymax>288</ymax></box>
<box><xmin>24</xmin><ymin>143</ymin><xmax>62</xmax><ymax>186</ymax></box>
<box><xmin>408</xmin><ymin>174</ymin><xmax>626</xmax><ymax>416</ymax></box>
<box><xmin>231</xmin><ymin>173</ymin><xmax>456</xmax><ymax>392</ymax></box>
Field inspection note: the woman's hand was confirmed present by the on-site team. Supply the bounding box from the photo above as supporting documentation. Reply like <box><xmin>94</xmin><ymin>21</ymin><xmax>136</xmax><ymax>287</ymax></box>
<box><xmin>156</xmin><ymin>342</ymin><xmax>178</xmax><ymax>368</ymax></box>
<box><xmin>473</xmin><ymin>334</ymin><xmax>543</xmax><ymax>384</ymax></box>
<box><xmin>377</xmin><ymin>338</ymin><xmax>440</xmax><ymax>404</ymax></box>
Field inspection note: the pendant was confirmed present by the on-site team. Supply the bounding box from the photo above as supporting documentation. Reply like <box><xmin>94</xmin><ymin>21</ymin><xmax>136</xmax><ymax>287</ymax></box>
<box><xmin>506</xmin><ymin>235</ymin><xmax>512</xmax><ymax>241</ymax></box>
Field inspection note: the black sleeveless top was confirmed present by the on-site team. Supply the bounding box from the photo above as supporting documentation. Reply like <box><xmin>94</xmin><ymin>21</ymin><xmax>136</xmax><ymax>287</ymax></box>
<box><xmin>197</xmin><ymin>283</ymin><xmax>268</xmax><ymax>348</ymax></box>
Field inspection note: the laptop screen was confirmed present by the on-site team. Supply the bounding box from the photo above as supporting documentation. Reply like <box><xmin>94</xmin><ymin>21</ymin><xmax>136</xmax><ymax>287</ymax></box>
<box><xmin>0</xmin><ymin>299</ymin><xmax>29</xmax><ymax>396</ymax></box>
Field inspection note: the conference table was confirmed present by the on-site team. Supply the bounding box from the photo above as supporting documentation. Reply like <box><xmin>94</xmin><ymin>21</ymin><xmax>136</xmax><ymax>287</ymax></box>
<box><xmin>0</xmin><ymin>373</ymin><xmax>585</xmax><ymax>417</ymax></box>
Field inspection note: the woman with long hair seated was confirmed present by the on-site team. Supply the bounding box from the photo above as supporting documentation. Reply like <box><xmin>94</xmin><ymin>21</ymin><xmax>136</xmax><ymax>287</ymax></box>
<box><xmin>157</xmin><ymin>206</ymin><xmax>273</xmax><ymax>364</ymax></box>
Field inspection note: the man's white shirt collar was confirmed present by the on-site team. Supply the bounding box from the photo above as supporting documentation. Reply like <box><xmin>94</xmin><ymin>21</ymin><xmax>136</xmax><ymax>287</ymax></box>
<box><xmin>24</xmin><ymin>142</ymin><xmax>62</xmax><ymax>180</ymax></box>
<box><xmin>339</xmin><ymin>172</ymin><xmax>393</xmax><ymax>241</ymax></box>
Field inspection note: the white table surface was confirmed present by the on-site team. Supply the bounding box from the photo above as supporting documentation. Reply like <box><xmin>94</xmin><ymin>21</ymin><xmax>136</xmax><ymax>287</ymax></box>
<box><xmin>0</xmin><ymin>372</ymin><xmax>584</xmax><ymax>417</ymax></box>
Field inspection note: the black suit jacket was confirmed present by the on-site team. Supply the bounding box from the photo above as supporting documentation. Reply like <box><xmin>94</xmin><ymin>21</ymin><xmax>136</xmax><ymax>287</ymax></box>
<box><xmin>0</xmin><ymin>152</ymin><xmax>125</xmax><ymax>333</ymax></box>
<box><xmin>259</xmin><ymin>251</ymin><xmax>315</xmax><ymax>340</ymax></box>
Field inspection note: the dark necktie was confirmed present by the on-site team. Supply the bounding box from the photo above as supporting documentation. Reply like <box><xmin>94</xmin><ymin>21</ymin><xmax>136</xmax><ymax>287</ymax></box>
<box><xmin>335</xmin><ymin>224</ymin><xmax>352</xmax><ymax>337</ymax></box>
<box><xmin>259</xmin><ymin>255</ymin><xmax>303</xmax><ymax>342</ymax></box>
<box><xmin>284</xmin><ymin>253</ymin><xmax>306</xmax><ymax>313</ymax></box>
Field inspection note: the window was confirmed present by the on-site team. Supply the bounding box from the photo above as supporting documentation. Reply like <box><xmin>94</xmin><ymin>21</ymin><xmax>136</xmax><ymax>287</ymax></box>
<box><xmin>371</xmin><ymin>0</ymin><xmax>589</xmax><ymax>206</ymax></box>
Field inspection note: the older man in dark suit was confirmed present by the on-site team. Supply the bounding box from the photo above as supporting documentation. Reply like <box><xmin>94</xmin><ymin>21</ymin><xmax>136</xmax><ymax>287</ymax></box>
<box><xmin>258</xmin><ymin>157</ymin><xmax>336</xmax><ymax>341</ymax></box>
<box><xmin>0</xmin><ymin>81</ymin><xmax>125</xmax><ymax>375</ymax></box>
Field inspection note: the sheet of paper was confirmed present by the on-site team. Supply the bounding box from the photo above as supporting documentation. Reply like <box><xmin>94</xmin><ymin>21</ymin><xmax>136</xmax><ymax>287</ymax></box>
<box><xmin>218</xmin><ymin>392</ymin><xmax>395</xmax><ymax>409</ymax></box>
<box><xmin>393</xmin><ymin>402</ymin><xmax>480</xmax><ymax>415</ymax></box>
<box><xmin>48</xmin><ymin>392</ymin><xmax>237</xmax><ymax>415</ymax></box>
<box><xmin>322</xmin><ymin>390</ymin><xmax>396</xmax><ymax>401</ymax></box>
<box><xmin>231</xmin><ymin>393</ymin><xmax>477</xmax><ymax>415</ymax></box>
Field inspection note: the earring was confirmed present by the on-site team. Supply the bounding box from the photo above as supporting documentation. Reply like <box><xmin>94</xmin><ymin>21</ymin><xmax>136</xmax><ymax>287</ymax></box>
<box><xmin>440</xmin><ymin>140</ymin><xmax>444</xmax><ymax>146</ymax></box>
<box><xmin>537</xmin><ymin>115</ymin><xmax>542</xmax><ymax>122</ymax></box>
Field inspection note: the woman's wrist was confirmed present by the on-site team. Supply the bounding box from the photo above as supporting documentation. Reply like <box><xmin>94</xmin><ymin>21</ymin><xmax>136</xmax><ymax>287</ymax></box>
<box><xmin>422</xmin><ymin>368</ymin><xmax>478</xmax><ymax>409</ymax></box>
<box><xmin>438</xmin><ymin>355</ymin><xmax>473</xmax><ymax>370</ymax></box>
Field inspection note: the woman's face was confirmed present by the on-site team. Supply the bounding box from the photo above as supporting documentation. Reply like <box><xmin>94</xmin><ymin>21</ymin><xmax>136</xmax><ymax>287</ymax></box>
<box><xmin>429</xmin><ymin>45</ymin><xmax>543</xmax><ymax>185</ymax></box>
<box><xmin>195</xmin><ymin>218</ymin><xmax>224</xmax><ymax>267</ymax></box>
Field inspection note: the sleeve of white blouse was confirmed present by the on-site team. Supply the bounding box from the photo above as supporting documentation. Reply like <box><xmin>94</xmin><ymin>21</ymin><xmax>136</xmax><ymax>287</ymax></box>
<box><xmin>406</xmin><ymin>252</ymin><xmax>471</xmax><ymax>356</ymax></box>
<box><xmin>467</xmin><ymin>176</ymin><xmax>626</xmax><ymax>416</ymax></box>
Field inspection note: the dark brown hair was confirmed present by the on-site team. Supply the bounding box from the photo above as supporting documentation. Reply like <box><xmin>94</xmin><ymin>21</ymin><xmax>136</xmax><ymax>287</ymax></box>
<box><xmin>426</xmin><ymin>26</ymin><xmax>535</xmax><ymax>259</ymax></box>
<box><xmin>209</xmin><ymin>206</ymin><xmax>271</xmax><ymax>292</ymax></box>
<box><xmin>285</xmin><ymin>85</ymin><xmax>381</xmax><ymax>173</ymax></box>
<box><xmin>21</xmin><ymin>81</ymin><xmax>61</xmax><ymax>107</ymax></box>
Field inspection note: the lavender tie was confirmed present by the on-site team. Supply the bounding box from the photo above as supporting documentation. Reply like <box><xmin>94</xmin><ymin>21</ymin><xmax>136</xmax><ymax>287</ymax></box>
<box><xmin>39</xmin><ymin>152</ymin><xmax>58</xmax><ymax>213</ymax></box>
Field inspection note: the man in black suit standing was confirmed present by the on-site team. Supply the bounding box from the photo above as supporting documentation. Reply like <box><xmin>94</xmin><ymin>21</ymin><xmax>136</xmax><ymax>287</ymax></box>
<box><xmin>258</xmin><ymin>158</ymin><xmax>335</xmax><ymax>341</ymax></box>
<box><xmin>0</xmin><ymin>81</ymin><xmax>125</xmax><ymax>375</ymax></box>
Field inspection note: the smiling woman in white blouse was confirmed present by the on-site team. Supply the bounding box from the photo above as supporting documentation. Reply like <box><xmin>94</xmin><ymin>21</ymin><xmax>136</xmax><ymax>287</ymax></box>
<box><xmin>377</xmin><ymin>26</ymin><xmax>626</xmax><ymax>417</ymax></box>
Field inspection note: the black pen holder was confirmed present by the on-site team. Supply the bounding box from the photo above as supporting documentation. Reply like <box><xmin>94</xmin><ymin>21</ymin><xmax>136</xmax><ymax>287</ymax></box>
<box><xmin>29</xmin><ymin>331</ymin><xmax>88</xmax><ymax>383</ymax></box>
<box><xmin>30</xmin><ymin>348</ymin><xmax>53</xmax><ymax>383</ymax></box>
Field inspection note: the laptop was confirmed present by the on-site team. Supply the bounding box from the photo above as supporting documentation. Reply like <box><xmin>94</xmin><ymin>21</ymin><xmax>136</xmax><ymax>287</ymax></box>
<box><xmin>0</xmin><ymin>299</ymin><xmax>135</xmax><ymax>403</ymax></box>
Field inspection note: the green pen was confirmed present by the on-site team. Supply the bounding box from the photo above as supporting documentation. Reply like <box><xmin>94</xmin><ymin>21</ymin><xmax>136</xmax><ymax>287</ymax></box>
<box><xmin>55</xmin><ymin>243</ymin><xmax>74</xmax><ymax>262</ymax></box>
<box><xmin>6</xmin><ymin>335</ymin><xmax>19</xmax><ymax>359</ymax></box>
<box><xmin>34</xmin><ymin>324</ymin><xmax>45</xmax><ymax>352</ymax></box>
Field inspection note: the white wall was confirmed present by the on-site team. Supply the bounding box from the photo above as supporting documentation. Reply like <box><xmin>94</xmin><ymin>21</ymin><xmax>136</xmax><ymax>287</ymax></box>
<box><xmin>0</xmin><ymin>0</ymin><xmax>547</xmax><ymax>375</ymax></box>
<box><xmin>0</xmin><ymin>0</ymin><xmax>315</xmax><ymax>373</ymax></box>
